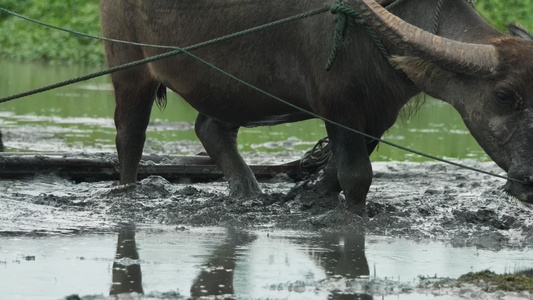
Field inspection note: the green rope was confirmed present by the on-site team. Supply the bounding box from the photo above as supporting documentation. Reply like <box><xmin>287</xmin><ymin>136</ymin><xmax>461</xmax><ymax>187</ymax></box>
<box><xmin>432</xmin><ymin>0</ymin><xmax>445</xmax><ymax>35</ymax></box>
<box><xmin>326</xmin><ymin>0</ymin><xmax>391</xmax><ymax>71</ymax></box>
<box><xmin>325</xmin><ymin>0</ymin><xmax>476</xmax><ymax>70</ymax></box>
<box><xmin>326</xmin><ymin>0</ymin><xmax>360</xmax><ymax>70</ymax></box>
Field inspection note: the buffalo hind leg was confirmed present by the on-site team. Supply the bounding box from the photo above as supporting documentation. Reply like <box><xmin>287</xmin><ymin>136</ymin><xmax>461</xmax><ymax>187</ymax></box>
<box><xmin>326</xmin><ymin>124</ymin><xmax>373</xmax><ymax>216</ymax></box>
<box><xmin>113</xmin><ymin>74</ymin><xmax>160</xmax><ymax>184</ymax></box>
<box><xmin>195</xmin><ymin>114</ymin><xmax>261</xmax><ymax>199</ymax></box>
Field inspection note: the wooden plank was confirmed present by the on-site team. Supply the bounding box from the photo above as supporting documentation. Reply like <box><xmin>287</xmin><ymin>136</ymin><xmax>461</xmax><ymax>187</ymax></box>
<box><xmin>0</xmin><ymin>152</ymin><xmax>301</xmax><ymax>182</ymax></box>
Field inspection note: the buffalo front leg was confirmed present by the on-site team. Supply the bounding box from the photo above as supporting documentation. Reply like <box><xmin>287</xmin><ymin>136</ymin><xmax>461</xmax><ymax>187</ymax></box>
<box><xmin>326</xmin><ymin>124</ymin><xmax>373</xmax><ymax>216</ymax></box>
<box><xmin>195</xmin><ymin>114</ymin><xmax>261</xmax><ymax>199</ymax></box>
<box><xmin>113</xmin><ymin>77</ymin><xmax>160</xmax><ymax>184</ymax></box>
<box><xmin>319</xmin><ymin>136</ymin><xmax>379</xmax><ymax>193</ymax></box>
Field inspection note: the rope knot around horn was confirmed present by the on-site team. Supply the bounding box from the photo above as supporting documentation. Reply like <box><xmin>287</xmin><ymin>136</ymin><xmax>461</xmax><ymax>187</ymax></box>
<box><xmin>326</xmin><ymin>0</ymin><xmax>390</xmax><ymax>71</ymax></box>
<box><xmin>326</xmin><ymin>0</ymin><xmax>363</xmax><ymax>70</ymax></box>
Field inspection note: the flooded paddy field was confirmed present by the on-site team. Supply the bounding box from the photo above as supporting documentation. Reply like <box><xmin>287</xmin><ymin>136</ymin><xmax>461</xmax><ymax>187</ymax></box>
<box><xmin>2</xmin><ymin>226</ymin><xmax>533</xmax><ymax>300</ymax></box>
<box><xmin>1</xmin><ymin>61</ymin><xmax>533</xmax><ymax>299</ymax></box>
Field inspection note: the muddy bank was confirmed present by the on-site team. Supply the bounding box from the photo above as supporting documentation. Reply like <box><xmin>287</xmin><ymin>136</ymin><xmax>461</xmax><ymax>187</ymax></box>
<box><xmin>1</xmin><ymin>154</ymin><xmax>531</xmax><ymax>250</ymax></box>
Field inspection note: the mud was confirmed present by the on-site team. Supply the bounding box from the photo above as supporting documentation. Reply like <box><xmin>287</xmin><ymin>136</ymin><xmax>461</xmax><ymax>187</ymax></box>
<box><xmin>1</xmin><ymin>153</ymin><xmax>532</xmax><ymax>249</ymax></box>
<box><xmin>1</xmin><ymin>152</ymin><xmax>533</xmax><ymax>299</ymax></box>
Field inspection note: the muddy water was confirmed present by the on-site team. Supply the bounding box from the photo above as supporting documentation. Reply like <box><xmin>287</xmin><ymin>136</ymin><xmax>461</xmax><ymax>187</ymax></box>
<box><xmin>2</xmin><ymin>227</ymin><xmax>533</xmax><ymax>300</ymax></box>
<box><xmin>1</xmin><ymin>61</ymin><xmax>533</xmax><ymax>299</ymax></box>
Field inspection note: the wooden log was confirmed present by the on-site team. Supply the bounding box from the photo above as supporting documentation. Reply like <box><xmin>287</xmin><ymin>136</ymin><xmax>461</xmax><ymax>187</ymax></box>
<box><xmin>0</xmin><ymin>152</ymin><xmax>302</xmax><ymax>182</ymax></box>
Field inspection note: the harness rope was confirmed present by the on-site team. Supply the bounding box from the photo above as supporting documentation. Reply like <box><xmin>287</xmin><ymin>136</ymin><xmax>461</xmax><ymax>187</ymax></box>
<box><xmin>327</xmin><ymin>0</ymin><xmax>390</xmax><ymax>70</ymax></box>
<box><xmin>432</xmin><ymin>0</ymin><xmax>445</xmax><ymax>35</ymax></box>
<box><xmin>0</xmin><ymin>2</ymin><xmax>527</xmax><ymax>185</ymax></box>
<box><xmin>326</xmin><ymin>0</ymin><xmax>449</xmax><ymax>69</ymax></box>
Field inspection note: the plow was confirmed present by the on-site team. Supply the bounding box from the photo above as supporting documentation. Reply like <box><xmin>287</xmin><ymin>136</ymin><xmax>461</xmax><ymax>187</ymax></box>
<box><xmin>0</xmin><ymin>138</ymin><xmax>331</xmax><ymax>182</ymax></box>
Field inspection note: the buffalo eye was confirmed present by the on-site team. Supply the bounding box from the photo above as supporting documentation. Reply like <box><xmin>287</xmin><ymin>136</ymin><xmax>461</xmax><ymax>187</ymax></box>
<box><xmin>495</xmin><ymin>92</ymin><xmax>513</xmax><ymax>105</ymax></box>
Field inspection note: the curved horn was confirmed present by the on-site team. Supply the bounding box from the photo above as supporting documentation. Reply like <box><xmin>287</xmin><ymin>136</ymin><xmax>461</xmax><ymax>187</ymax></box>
<box><xmin>351</xmin><ymin>0</ymin><xmax>499</xmax><ymax>75</ymax></box>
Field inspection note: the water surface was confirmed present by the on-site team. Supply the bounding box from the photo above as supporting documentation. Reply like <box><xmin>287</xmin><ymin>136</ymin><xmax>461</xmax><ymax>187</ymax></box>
<box><xmin>1</xmin><ymin>227</ymin><xmax>531</xmax><ymax>300</ymax></box>
<box><xmin>0</xmin><ymin>60</ymin><xmax>489</xmax><ymax>162</ymax></box>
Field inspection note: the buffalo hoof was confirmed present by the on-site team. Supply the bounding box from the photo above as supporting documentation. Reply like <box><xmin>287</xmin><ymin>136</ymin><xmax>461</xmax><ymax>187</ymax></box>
<box><xmin>504</xmin><ymin>177</ymin><xmax>533</xmax><ymax>204</ymax></box>
<box><xmin>285</xmin><ymin>181</ymin><xmax>343</xmax><ymax>211</ymax></box>
<box><xmin>227</xmin><ymin>177</ymin><xmax>262</xmax><ymax>201</ymax></box>
<box><xmin>344</xmin><ymin>195</ymin><xmax>367</xmax><ymax>218</ymax></box>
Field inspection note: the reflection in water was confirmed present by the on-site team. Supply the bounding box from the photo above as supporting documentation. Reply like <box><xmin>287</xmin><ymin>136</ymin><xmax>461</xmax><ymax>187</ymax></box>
<box><xmin>109</xmin><ymin>223</ymin><xmax>143</xmax><ymax>296</ymax></box>
<box><xmin>305</xmin><ymin>232</ymin><xmax>372</xmax><ymax>300</ymax></box>
<box><xmin>311</xmin><ymin>232</ymin><xmax>369</xmax><ymax>278</ymax></box>
<box><xmin>108</xmin><ymin>225</ymin><xmax>258</xmax><ymax>298</ymax></box>
<box><xmin>190</xmin><ymin>228</ymin><xmax>256</xmax><ymax>298</ymax></box>
<box><xmin>2</xmin><ymin>225</ymin><xmax>532</xmax><ymax>299</ymax></box>
<box><xmin>107</xmin><ymin>226</ymin><xmax>372</xmax><ymax>299</ymax></box>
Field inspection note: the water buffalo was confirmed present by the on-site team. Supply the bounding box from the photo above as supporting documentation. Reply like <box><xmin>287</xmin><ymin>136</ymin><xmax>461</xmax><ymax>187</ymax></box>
<box><xmin>100</xmin><ymin>0</ymin><xmax>533</xmax><ymax>214</ymax></box>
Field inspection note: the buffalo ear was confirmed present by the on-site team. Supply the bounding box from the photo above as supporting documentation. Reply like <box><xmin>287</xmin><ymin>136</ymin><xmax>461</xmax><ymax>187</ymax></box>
<box><xmin>507</xmin><ymin>23</ymin><xmax>533</xmax><ymax>42</ymax></box>
<box><xmin>389</xmin><ymin>56</ymin><xmax>455</xmax><ymax>100</ymax></box>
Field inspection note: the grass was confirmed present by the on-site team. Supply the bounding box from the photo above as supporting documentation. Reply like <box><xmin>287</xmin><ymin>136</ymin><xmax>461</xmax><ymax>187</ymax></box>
<box><xmin>418</xmin><ymin>270</ymin><xmax>533</xmax><ymax>295</ymax></box>
<box><xmin>457</xmin><ymin>270</ymin><xmax>533</xmax><ymax>293</ymax></box>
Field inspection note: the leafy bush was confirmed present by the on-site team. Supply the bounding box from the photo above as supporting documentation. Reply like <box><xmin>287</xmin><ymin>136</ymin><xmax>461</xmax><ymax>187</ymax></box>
<box><xmin>0</xmin><ymin>0</ymin><xmax>532</xmax><ymax>65</ymax></box>
<box><xmin>477</xmin><ymin>0</ymin><xmax>533</xmax><ymax>30</ymax></box>
<box><xmin>0</xmin><ymin>1</ymin><xmax>103</xmax><ymax>64</ymax></box>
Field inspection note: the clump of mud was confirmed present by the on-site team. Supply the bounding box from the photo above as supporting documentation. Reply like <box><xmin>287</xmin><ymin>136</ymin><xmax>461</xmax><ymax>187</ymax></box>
<box><xmin>1</xmin><ymin>156</ymin><xmax>532</xmax><ymax>250</ymax></box>
<box><xmin>366</xmin><ymin>161</ymin><xmax>533</xmax><ymax>250</ymax></box>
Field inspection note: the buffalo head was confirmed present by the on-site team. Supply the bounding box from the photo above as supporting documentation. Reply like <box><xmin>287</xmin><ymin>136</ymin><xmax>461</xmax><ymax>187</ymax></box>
<box><xmin>353</xmin><ymin>0</ymin><xmax>533</xmax><ymax>203</ymax></box>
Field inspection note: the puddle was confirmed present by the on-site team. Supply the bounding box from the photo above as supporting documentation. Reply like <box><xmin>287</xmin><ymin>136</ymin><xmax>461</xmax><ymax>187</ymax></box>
<box><xmin>1</xmin><ymin>226</ymin><xmax>532</xmax><ymax>300</ymax></box>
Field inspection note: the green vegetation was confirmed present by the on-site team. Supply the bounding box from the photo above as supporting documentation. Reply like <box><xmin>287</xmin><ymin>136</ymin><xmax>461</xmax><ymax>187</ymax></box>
<box><xmin>419</xmin><ymin>270</ymin><xmax>533</xmax><ymax>294</ymax></box>
<box><xmin>0</xmin><ymin>0</ymin><xmax>532</xmax><ymax>64</ymax></box>
<box><xmin>458</xmin><ymin>270</ymin><xmax>533</xmax><ymax>293</ymax></box>
<box><xmin>476</xmin><ymin>0</ymin><xmax>533</xmax><ymax>30</ymax></box>
<box><xmin>0</xmin><ymin>1</ymin><xmax>103</xmax><ymax>64</ymax></box>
